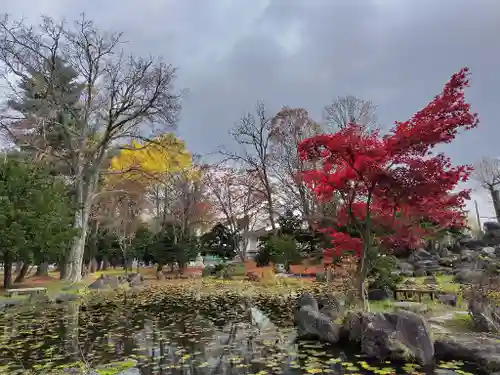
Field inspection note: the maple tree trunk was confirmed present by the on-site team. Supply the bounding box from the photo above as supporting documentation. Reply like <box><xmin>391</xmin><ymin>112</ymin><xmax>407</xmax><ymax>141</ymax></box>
<box><xmin>358</xmin><ymin>252</ymin><xmax>369</xmax><ymax>312</ymax></box>
<box><xmin>359</xmin><ymin>218</ymin><xmax>372</xmax><ymax>312</ymax></box>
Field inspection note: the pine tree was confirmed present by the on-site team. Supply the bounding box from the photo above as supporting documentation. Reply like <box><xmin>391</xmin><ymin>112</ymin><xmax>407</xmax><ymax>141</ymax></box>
<box><xmin>8</xmin><ymin>56</ymin><xmax>84</xmax><ymax>164</ymax></box>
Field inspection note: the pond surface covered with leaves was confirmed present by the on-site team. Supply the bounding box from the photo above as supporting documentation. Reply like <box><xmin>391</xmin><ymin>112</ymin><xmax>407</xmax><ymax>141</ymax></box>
<box><xmin>0</xmin><ymin>286</ymin><xmax>482</xmax><ymax>375</ymax></box>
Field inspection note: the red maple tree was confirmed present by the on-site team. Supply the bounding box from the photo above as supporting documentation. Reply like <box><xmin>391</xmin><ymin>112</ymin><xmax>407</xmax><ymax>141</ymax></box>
<box><xmin>298</xmin><ymin>68</ymin><xmax>478</xmax><ymax>303</ymax></box>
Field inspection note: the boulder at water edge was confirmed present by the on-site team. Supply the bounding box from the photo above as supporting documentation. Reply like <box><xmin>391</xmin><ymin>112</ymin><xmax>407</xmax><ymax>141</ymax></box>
<box><xmin>294</xmin><ymin>292</ymin><xmax>341</xmax><ymax>343</ymax></box>
<box><xmin>434</xmin><ymin>333</ymin><xmax>500</xmax><ymax>373</ymax></box>
<box><xmin>468</xmin><ymin>296</ymin><xmax>500</xmax><ymax>333</ymax></box>
<box><xmin>343</xmin><ymin>310</ymin><xmax>434</xmax><ymax>365</ymax></box>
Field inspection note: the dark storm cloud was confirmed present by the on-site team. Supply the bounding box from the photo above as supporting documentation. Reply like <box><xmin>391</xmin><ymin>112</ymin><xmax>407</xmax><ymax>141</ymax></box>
<box><xmin>3</xmin><ymin>0</ymin><xmax>500</xmax><ymax>214</ymax></box>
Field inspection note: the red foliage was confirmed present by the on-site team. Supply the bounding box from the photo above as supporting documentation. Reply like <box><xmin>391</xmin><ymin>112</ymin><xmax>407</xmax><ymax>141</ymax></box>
<box><xmin>298</xmin><ymin>68</ymin><xmax>479</xmax><ymax>262</ymax></box>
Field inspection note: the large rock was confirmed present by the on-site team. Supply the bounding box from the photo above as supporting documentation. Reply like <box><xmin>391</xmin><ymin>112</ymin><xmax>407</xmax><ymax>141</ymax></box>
<box><xmin>343</xmin><ymin>310</ymin><xmax>434</xmax><ymax>365</ymax></box>
<box><xmin>409</xmin><ymin>249</ymin><xmax>434</xmax><ymax>263</ymax></box>
<box><xmin>28</xmin><ymin>293</ymin><xmax>51</xmax><ymax>304</ymax></box>
<box><xmin>413</xmin><ymin>259</ymin><xmax>441</xmax><ymax>276</ymax></box>
<box><xmin>458</xmin><ymin>238</ymin><xmax>485</xmax><ymax>249</ymax></box>
<box><xmin>53</xmin><ymin>293</ymin><xmax>80</xmax><ymax>303</ymax></box>
<box><xmin>316</xmin><ymin>293</ymin><xmax>341</xmax><ymax>320</ymax></box>
<box><xmin>468</xmin><ymin>297</ymin><xmax>500</xmax><ymax>333</ymax></box>
<box><xmin>88</xmin><ymin>275</ymin><xmax>128</xmax><ymax>290</ymax></box>
<box><xmin>397</xmin><ymin>260</ymin><xmax>414</xmax><ymax>272</ymax></box>
<box><xmin>126</xmin><ymin>273</ymin><xmax>144</xmax><ymax>287</ymax></box>
<box><xmin>295</xmin><ymin>292</ymin><xmax>341</xmax><ymax>343</ymax></box>
<box><xmin>295</xmin><ymin>292</ymin><xmax>318</xmax><ymax>313</ymax></box>
<box><xmin>393</xmin><ymin>302</ymin><xmax>431</xmax><ymax>314</ymax></box>
<box><xmin>0</xmin><ymin>299</ymin><xmax>24</xmax><ymax>309</ymax></box>
<box><xmin>453</xmin><ymin>270</ymin><xmax>484</xmax><ymax>284</ymax></box>
<box><xmin>368</xmin><ymin>286</ymin><xmax>392</xmax><ymax>301</ymax></box>
<box><xmin>437</xmin><ymin>293</ymin><xmax>457</xmax><ymax>307</ymax></box>
<box><xmin>481</xmin><ymin>247</ymin><xmax>496</xmax><ymax>257</ymax></box>
<box><xmin>460</xmin><ymin>249</ymin><xmax>476</xmax><ymax>262</ymax></box>
<box><xmin>413</xmin><ymin>268</ymin><xmax>427</xmax><ymax>277</ymax></box>
<box><xmin>437</xmin><ymin>247</ymin><xmax>453</xmax><ymax>258</ymax></box>
<box><xmin>434</xmin><ymin>333</ymin><xmax>500</xmax><ymax>373</ymax></box>
<box><xmin>296</xmin><ymin>305</ymin><xmax>341</xmax><ymax>343</ymax></box>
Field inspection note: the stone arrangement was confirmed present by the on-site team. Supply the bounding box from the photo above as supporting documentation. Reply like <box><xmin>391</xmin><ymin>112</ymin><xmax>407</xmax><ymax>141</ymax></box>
<box><xmin>294</xmin><ymin>292</ymin><xmax>500</xmax><ymax>373</ymax></box>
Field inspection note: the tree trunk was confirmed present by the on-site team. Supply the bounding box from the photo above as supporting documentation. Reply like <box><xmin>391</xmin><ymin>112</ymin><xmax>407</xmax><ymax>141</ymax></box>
<box><xmin>58</xmin><ymin>260</ymin><xmax>67</xmax><ymax>280</ymax></box>
<box><xmin>265</xmin><ymin>194</ymin><xmax>276</xmax><ymax>231</ymax></box>
<box><xmin>102</xmin><ymin>258</ymin><xmax>110</xmax><ymax>270</ymax></box>
<box><xmin>36</xmin><ymin>262</ymin><xmax>49</xmax><ymax>277</ymax></box>
<box><xmin>64</xmin><ymin>166</ymin><xmax>100</xmax><ymax>283</ymax></box>
<box><xmin>65</xmin><ymin>196</ymin><xmax>92</xmax><ymax>282</ymax></box>
<box><xmin>14</xmin><ymin>262</ymin><xmax>23</xmax><ymax>275</ymax></box>
<box><xmin>90</xmin><ymin>258</ymin><xmax>98</xmax><ymax>273</ymax></box>
<box><xmin>121</xmin><ymin>244</ymin><xmax>129</xmax><ymax>276</ymax></box>
<box><xmin>358</xmin><ymin>242</ymin><xmax>370</xmax><ymax>312</ymax></box>
<box><xmin>3</xmin><ymin>252</ymin><xmax>13</xmax><ymax>289</ymax></box>
<box><xmin>490</xmin><ymin>187</ymin><xmax>500</xmax><ymax>223</ymax></box>
<box><xmin>14</xmin><ymin>262</ymin><xmax>30</xmax><ymax>284</ymax></box>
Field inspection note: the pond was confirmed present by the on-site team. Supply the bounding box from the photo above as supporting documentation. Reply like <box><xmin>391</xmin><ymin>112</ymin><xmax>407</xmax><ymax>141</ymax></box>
<box><xmin>0</xmin><ymin>297</ymin><xmax>481</xmax><ymax>375</ymax></box>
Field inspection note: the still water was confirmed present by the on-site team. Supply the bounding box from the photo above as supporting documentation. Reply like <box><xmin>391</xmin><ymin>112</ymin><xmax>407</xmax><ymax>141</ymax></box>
<box><xmin>0</xmin><ymin>301</ymin><xmax>480</xmax><ymax>375</ymax></box>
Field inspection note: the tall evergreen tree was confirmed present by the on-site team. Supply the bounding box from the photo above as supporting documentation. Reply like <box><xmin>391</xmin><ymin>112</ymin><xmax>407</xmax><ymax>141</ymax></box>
<box><xmin>7</xmin><ymin>56</ymin><xmax>84</xmax><ymax>166</ymax></box>
<box><xmin>0</xmin><ymin>158</ymin><xmax>76</xmax><ymax>288</ymax></box>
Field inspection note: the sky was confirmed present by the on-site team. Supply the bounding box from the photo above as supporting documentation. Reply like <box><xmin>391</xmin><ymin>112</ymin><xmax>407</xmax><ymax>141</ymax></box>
<box><xmin>2</xmin><ymin>0</ymin><xmax>500</xmax><ymax>219</ymax></box>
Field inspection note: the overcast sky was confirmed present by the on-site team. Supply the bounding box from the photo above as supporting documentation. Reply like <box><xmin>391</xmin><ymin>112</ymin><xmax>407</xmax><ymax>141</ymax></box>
<box><xmin>3</xmin><ymin>0</ymin><xmax>500</xmax><ymax>219</ymax></box>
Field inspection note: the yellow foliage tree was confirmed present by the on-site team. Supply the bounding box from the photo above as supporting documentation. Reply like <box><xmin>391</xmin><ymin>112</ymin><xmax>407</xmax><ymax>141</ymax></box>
<box><xmin>104</xmin><ymin>134</ymin><xmax>211</xmax><ymax>236</ymax></box>
<box><xmin>107</xmin><ymin>133</ymin><xmax>193</xmax><ymax>185</ymax></box>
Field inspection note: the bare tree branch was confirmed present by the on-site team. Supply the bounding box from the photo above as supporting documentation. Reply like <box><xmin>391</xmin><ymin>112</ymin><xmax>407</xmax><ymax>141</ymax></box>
<box><xmin>473</xmin><ymin>157</ymin><xmax>500</xmax><ymax>189</ymax></box>
<box><xmin>0</xmin><ymin>13</ymin><xmax>182</xmax><ymax>281</ymax></box>
<box><xmin>473</xmin><ymin>157</ymin><xmax>500</xmax><ymax>222</ymax></box>
<box><xmin>219</xmin><ymin>102</ymin><xmax>277</xmax><ymax>230</ymax></box>
<box><xmin>323</xmin><ymin>95</ymin><xmax>378</xmax><ymax>131</ymax></box>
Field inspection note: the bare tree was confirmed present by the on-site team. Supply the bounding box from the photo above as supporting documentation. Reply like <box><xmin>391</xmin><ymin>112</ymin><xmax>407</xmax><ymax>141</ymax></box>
<box><xmin>97</xmin><ymin>185</ymin><xmax>143</xmax><ymax>275</ymax></box>
<box><xmin>204</xmin><ymin>165</ymin><xmax>266</xmax><ymax>261</ymax></box>
<box><xmin>0</xmin><ymin>14</ymin><xmax>181</xmax><ymax>281</ymax></box>
<box><xmin>269</xmin><ymin>107</ymin><xmax>321</xmax><ymax>222</ymax></box>
<box><xmin>323</xmin><ymin>95</ymin><xmax>377</xmax><ymax>131</ymax></box>
<box><xmin>154</xmin><ymin>168</ymin><xmax>212</xmax><ymax>237</ymax></box>
<box><xmin>220</xmin><ymin>102</ymin><xmax>277</xmax><ymax>230</ymax></box>
<box><xmin>473</xmin><ymin>157</ymin><xmax>500</xmax><ymax>222</ymax></box>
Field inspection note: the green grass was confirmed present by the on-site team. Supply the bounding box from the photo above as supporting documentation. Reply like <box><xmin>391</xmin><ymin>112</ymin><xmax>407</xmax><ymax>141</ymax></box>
<box><xmin>369</xmin><ymin>297</ymin><xmax>467</xmax><ymax>315</ymax></box>
<box><xmin>402</xmin><ymin>274</ymin><xmax>462</xmax><ymax>293</ymax></box>
<box><xmin>369</xmin><ymin>299</ymin><xmax>396</xmax><ymax>312</ymax></box>
<box><xmin>441</xmin><ymin>312</ymin><xmax>476</xmax><ymax>332</ymax></box>
<box><xmin>0</xmin><ymin>280</ymin><xmax>88</xmax><ymax>302</ymax></box>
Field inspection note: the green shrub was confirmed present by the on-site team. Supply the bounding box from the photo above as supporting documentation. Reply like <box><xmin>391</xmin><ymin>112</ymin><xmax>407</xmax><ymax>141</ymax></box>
<box><xmin>202</xmin><ymin>266</ymin><xmax>215</xmax><ymax>277</ymax></box>
<box><xmin>256</xmin><ymin>234</ymin><xmax>301</xmax><ymax>271</ymax></box>
<box><xmin>316</xmin><ymin>272</ymin><xmax>326</xmax><ymax>282</ymax></box>
<box><xmin>368</xmin><ymin>254</ymin><xmax>402</xmax><ymax>292</ymax></box>
<box><xmin>207</xmin><ymin>263</ymin><xmax>246</xmax><ymax>279</ymax></box>
<box><xmin>231</xmin><ymin>263</ymin><xmax>246</xmax><ymax>276</ymax></box>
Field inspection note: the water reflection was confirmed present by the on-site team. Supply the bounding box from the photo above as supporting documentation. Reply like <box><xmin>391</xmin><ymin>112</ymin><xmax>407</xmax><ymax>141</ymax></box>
<box><xmin>0</xmin><ymin>301</ymin><xmax>481</xmax><ymax>375</ymax></box>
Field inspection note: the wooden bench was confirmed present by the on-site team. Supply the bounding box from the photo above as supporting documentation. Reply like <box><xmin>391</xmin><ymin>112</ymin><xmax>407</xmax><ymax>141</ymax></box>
<box><xmin>5</xmin><ymin>287</ymin><xmax>47</xmax><ymax>297</ymax></box>
<box><xmin>394</xmin><ymin>288</ymin><xmax>437</xmax><ymax>302</ymax></box>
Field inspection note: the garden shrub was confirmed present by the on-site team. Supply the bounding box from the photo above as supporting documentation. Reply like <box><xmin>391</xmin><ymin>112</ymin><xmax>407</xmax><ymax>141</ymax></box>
<box><xmin>316</xmin><ymin>272</ymin><xmax>326</xmax><ymax>282</ymax></box>
<box><xmin>368</xmin><ymin>254</ymin><xmax>402</xmax><ymax>292</ymax></box>
<box><xmin>256</xmin><ymin>234</ymin><xmax>301</xmax><ymax>271</ymax></box>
